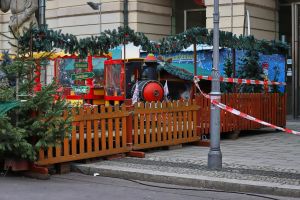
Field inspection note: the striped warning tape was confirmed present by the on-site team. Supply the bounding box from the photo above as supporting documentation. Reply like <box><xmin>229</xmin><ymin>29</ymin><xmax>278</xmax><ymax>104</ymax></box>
<box><xmin>197</xmin><ymin>75</ymin><xmax>286</xmax><ymax>86</ymax></box>
<box><xmin>193</xmin><ymin>77</ymin><xmax>300</xmax><ymax>136</ymax></box>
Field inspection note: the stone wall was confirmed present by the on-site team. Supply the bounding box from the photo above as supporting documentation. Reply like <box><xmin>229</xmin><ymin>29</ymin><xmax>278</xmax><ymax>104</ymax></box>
<box><xmin>0</xmin><ymin>0</ymin><xmax>280</xmax><ymax>51</ymax></box>
<box><xmin>0</xmin><ymin>0</ymin><xmax>172</xmax><ymax>51</ymax></box>
<box><xmin>205</xmin><ymin>0</ymin><xmax>278</xmax><ymax>40</ymax></box>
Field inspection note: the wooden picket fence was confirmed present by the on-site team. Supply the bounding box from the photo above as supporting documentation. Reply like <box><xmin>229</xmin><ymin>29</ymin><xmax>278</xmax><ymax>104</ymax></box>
<box><xmin>37</xmin><ymin>106</ymin><xmax>129</xmax><ymax>165</ymax></box>
<box><xmin>36</xmin><ymin>93</ymin><xmax>286</xmax><ymax>166</ymax></box>
<box><xmin>132</xmin><ymin>100</ymin><xmax>199</xmax><ymax>150</ymax></box>
<box><xmin>196</xmin><ymin>93</ymin><xmax>286</xmax><ymax>135</ymax></box>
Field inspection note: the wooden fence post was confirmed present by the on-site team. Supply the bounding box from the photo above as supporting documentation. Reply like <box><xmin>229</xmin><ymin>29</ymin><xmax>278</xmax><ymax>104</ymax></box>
<box><xmin>124</xmin><ymin>100</ymin><xmax>133</xmax><ymax>150</ymax></box>
<box><xmin>125</xmin><ymin>100</ymin><xmax>145</xmax><ymax>158</ymax></box>
<box><xmin>194</xmin><ymin>95</ymin><xmax>210</xmax><ymax>147</ymax></box>
<box><xmin>195</xmin><ymin>95</ymin><xmax>202</xmax><ymax>137</ymax></box>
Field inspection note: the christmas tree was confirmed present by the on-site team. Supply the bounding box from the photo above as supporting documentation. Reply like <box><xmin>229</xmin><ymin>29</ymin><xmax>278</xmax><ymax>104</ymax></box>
<box><xmin>221</xmin><ymin>54</ymin><xmax>234</xmax><ymax>93</ymax></box>
<box><xmin>237</xmin><ymin>50</ymin><xmax>264</xmax><ymax>93</ymax></box>
<box><xmin>0</xmin><ymin>49</ymin><xmax>71</xmax><ymax>161</ymax></box>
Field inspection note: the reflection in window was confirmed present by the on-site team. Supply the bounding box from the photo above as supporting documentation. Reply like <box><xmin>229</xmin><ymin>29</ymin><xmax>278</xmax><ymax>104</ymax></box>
<box><xmin>105</xmin><ymin>64</ymin><xmax>124</xmax><ymax>97</ymax></box>
<box><xmin>92</xmin><ymin>57</ymin><xmax>106</xmax><ymax>88</ymax></box>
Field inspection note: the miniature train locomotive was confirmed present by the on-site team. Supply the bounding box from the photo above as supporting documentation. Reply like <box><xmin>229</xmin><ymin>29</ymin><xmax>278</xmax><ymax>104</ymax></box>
<box><xmin>55</xmin><ymin>54</ymin><xmax>165</xmax><ymax>106</ymax></box>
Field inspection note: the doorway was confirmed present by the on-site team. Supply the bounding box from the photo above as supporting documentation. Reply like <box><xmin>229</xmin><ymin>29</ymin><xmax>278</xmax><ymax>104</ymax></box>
<box><xmin>279</xmin><ymin>2</ymin><xmax>300</xmax><ymax>118</ymax></box>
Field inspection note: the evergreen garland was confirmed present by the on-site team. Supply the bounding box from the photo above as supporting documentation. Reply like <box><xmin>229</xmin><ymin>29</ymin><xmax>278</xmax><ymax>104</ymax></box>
<box><xmin>17</xmin><ymin>25</ymin><xmax>288</xmax><ymax>58</ymax></box>
<box><xmin>157</xmin><ymin>62</ymin><xmax>194</xmax><ymax>81</ymax></box>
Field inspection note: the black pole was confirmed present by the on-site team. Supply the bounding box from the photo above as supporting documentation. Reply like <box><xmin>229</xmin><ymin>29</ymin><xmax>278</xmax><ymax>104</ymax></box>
<box><xmin>124</xmin><ymin>0</ymin><xmax>129</xmax><ymax>27</ymax></box>
<box><xmin>39</xmin><ymin>0</ymin><xmax>46</xmax><ymax>26</ymax></box>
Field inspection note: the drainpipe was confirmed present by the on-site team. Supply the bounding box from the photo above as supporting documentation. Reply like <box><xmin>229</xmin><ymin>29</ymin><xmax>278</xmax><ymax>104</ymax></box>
<box><xmin>124</xmin><ymin>0</ymin><xmax>129</xmax><ymax>27</ymax></box>
<box><xmin>123</xmin><ymin>0</ymin><xmax>129</xmax><ymax>60</ymax></box>
<box><xmin>246</xmin><ymin>10</ymin><xmax>251</xmax><ymax>36</ymax></box>
<box><xmin>39</xmin><ymin>0</ymin><xmax>46</xmax><ymax>26</ymax></box>
<box><xmin>38</xmin><ymin>0</ymin><xmax>46</xmax><ymax>88</ymax></box>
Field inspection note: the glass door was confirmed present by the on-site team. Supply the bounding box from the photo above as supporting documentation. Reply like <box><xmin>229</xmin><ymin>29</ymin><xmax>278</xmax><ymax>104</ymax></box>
<box><xmin>280</xmin><ymin>2</ymin><xmax>300</xmax><ymax>118</ymax></box>
<box><xmin>292</xmin><ymin>3</ymin><xmax>300</xmax><ymax>118</ymax></box>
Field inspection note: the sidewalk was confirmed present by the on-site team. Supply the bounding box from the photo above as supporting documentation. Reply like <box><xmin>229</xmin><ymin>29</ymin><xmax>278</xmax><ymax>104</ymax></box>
<box><xmin>74</xmin><ymin>121</ymin><xmax>300</xmax><ymax>198</ymax></box>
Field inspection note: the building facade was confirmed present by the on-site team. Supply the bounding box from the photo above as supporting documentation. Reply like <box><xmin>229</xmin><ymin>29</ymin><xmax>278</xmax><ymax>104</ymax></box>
<box><xmin>0</xmin><ymin>0</ymin><xmax>299</xmax><ymax>117</ymax></box>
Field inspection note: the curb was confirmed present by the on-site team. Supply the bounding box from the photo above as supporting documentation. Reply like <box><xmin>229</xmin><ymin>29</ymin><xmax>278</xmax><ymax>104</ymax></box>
<box><xmin>73</xmin><ymin>164</ymin><xmax>300</xmax><ymax>198</ymax></box>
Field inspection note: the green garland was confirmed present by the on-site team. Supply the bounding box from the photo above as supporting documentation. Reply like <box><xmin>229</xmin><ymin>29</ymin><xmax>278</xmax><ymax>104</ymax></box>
<box><xmin>157</xmin><ymin>62</ymin><xmax>194</xmax><ymax>81</ymax></box>
<box><xmin>17</xmin><ymin>25</ymin><xmax>288</xmax><ymax>58</ymax></box>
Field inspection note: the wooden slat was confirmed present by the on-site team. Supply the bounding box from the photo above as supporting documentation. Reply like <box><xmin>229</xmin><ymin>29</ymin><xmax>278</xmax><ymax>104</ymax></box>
<box><xmin>79</xmin><ymin>108</ymin><xmax>85</xmax><ymax>154</ymax></box>
<box><xmin>188</xmin><ymin>101</ymin><xmax>193</xmax><ymax>138</ymax></box>
<box><xmin>73</xmin><ymin>111</ymin><xmax>129</xmax><ymax>121</ymax></box>
<box><xmin>139</xmin><ymin>103</ymin><xmax>145</xmax><ymax>145</ymax></box>
<box><xmin>183</xmin><ymin>102</ymin><xmax>188</xmax><ymax>140</ymax></box>
<box><xmin>274</xmin><ymin>93</ymin><xmax>277</xmax><ymax>125</ymax></box>
<box><xmin>121</xmin><ymin>106</ymin><xmax>127</xmax><ymax>148</ymax></box>
<box><xmin>47</xmin><ymin>147</ymin><xmax>53</xmax><ymax>159</ymax></box>
<box><xmin>151</xmin><ymin>102</ymin><xmax>157</xmax><ymax>143</ymax></box>
<box><xmin>86</xmin><ymin>108</ymin><xmax>92</xmax><ymax>153</ymax></box>
<box><xmin>234</xmin><ymin>93</ymin><xmax>239</xmax><ymax>131</ymax></box>
<box><xmin>100</xmin><ymin>106</ymin><xmax>106</xmax><ymax>151</ymax></box>
<box><xmin>163</xmin><ymin>102</ymin><xmax>168</xmax><ymax>143</ymax></box>
<box><xmin>71</xmin><ymin>108</ymin><xmax>77</xmax><ymax>155</ymax></box>
<box><xmin>36</xmin><ymin>148</ymin><xmax>129</xmax><ymax>166</ymax></box>
<box><xmin>134</xmin><ymin>106</ymin><xmax>139</xmax><ymax>145</ymax></box>
<box><xmin>39</xmin><ymin>149</ymin><xmax>45</xmax><ymax>161</ymax></box>
<box><xmin>269</xmin><ymin>93</ymin><xmax>272</xmax><ymax>124</ymax></box>
<box><xmin>177</xmin><ymin>101</ymin><xmax>183</xmax><ymax>140</ymax></box>
<box><xmin>227</xmin><ymin>94</ymin><xmax>232</xmax><ymax>131</ymax></box>
<box><xmin>93</xmin><ymin>108</ymin><xmax>99</xmax><ymax>152</ymax></box>
<box><xmin>246</xmin><ymin>93</ymin><xmax>250</xmax><ymax>130</ymax></box>
<box><xmin>63</xmin><ymin>138</ymin><xmax>69</xmax><ymax>157</ymax></box>
<box><xmin>133</xmin><ymin>105</ymin><xmax>199</xmax><ymax>115</ymax></box>
<box><xmin>157</xmin><ymin>102</ymin><xmax>162</xmax><ymax>144</ymax></box>
<box><xmin>55</xmin><ymin>146</ymin><xmax>61</xmax><ymax>159</ymax></box>
<box><xmin>115</xmin><ymin>106</ymin><xmax>120</xmax><ymax>148</ymax></box>
<box><xmin>276</xmin><ymin>93</ymin><xmax>279</xmax><ymax>126</ymax></box>
<box><xmin>193</xmin><ymin>99</ymin><xmax>197</xmax><ymax>137</ymax></box>
<box><xmin>198</xmin><ymin>95</ymin><xmax>204</xmax><ymax>134</ymax></box>
<box><xmin>172</xmin><ymin>101</ymin><xmax>178</xmax><ymax>140</ymax></box>
<box><xmin>71</xmin><ymin>123</ymin><xmax>77</xmax><ymax>155</ymax></box>
<box><xmin>145</xmin><ymin>102</ymin><xmax>151</xmax><ymax>144</ymax></box>
<box><xmin>62</xmin><ymin>111</ymin><xmax>69</xmax><ymax>156</ymax></box>
<box><xmin>107</xmin><ymin>106</ymin><xmax>114</xmax><ymax>150</ymax></box>
<box><xmin>206</xmin><ymin>97</ymin><xmax>210</xmax><ymax>134</ymax></box>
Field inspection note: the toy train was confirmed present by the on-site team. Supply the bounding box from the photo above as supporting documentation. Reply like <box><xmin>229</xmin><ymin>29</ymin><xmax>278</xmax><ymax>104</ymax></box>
<box><xmin>55</xmin><ymin>54</ymin><xmax>167</xmax><ymax>106</ymax></box>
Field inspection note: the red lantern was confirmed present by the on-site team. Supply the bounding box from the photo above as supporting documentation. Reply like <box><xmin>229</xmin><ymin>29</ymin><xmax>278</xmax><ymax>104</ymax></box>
<box><xmin>193</xmin><ymin>0</ymin><xmax>205</xmax><ymax>6</ymax></box>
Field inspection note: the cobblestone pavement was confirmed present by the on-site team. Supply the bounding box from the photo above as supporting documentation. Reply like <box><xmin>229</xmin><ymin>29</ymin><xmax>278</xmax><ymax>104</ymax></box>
<box><xmin>142</xmin><ymin>127</ymin><xmax>300</xmax><ymax>174</ymax></box>
<box><xmin>75</xmin><ymin>121</ymin><xmax>300</xmax><ymax>197</ymax></box>
<box><xmin>79</xmin><ymin>122</ymin><xmax>300</xmax><ymax>185</ymax></box>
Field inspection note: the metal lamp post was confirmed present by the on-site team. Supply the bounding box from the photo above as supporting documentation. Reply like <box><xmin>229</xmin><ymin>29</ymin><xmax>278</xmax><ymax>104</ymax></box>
<box><xmin>87</xmin><ymin>1</ymin><xmax>102</xmax><ymax>34</ymax></box>
<box><xmin>208</xmin><ymin>0</ymin><xmax>222</xmax><ymax>170</ymax></box>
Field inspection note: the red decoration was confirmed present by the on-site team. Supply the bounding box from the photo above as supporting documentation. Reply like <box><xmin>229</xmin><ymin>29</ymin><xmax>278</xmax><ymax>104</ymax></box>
<box><xmin>193</xmin><ymin>0</ymin><xmax>205</xmax><ymax>6</ymax></box>
<box><xmin>142</xmin><ymin>82</ymin><xmax>164</xmax><ymax>102</ymax></box>
<box><xmin>34</xmin><ymin>65</ymin><xmax>42</xmax><ymax>92</ymax></box>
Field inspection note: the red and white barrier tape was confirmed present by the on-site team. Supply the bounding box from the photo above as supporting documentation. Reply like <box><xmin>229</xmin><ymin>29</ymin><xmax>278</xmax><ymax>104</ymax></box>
<box><xmin>193</xmin><ymin>77</ymin><xmax>300</xmax><ymax>136</ymax></box>
<box><xmin>198</xmin><ymin>75</ymin><xmax>286</xmax><ymax>86</ymax></box>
